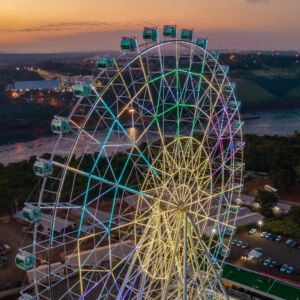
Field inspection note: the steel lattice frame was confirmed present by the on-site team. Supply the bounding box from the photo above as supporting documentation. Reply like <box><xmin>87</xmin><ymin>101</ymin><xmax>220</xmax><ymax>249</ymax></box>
<box><xmin>20</xmin><ymin>36</ymin><xmax>244</xmax><ymax>300</ymax></box>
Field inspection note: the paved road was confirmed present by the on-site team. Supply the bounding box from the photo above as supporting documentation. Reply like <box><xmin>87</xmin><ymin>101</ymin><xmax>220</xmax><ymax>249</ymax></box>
<box><xmin>227</xmin><ymin>231</ymin><xmax>300</xmax><ymax>283</ymax></box>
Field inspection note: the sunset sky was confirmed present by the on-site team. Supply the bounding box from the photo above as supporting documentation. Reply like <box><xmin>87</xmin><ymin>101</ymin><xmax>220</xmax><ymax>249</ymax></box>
<box><xmin>1</xmin><ymin>0</ymin><xmax>300</xmax><ymax>52</ymax></box>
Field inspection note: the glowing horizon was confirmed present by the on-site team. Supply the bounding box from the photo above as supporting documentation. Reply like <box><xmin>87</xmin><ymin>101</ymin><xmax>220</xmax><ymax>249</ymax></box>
<box><xmin>1</xmin><ymin>0</ymin><xmax>300</xmax><ymax>52</ymax></box>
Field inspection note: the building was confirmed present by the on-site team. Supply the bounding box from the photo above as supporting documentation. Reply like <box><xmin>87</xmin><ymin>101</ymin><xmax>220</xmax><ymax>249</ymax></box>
<box><xmin>204</xmin><ymin>206</ymin><xmax>264</xmax><ymax>236</ymax></box>
<box><xmin>234</xmin><ymin>193</ymin><xmax>291</xmax><ymax>214</ymax></box>
<box><xmin>60</xmin><ymin>75</ymin><xmax>95</xmax><ymax>87</ymax></box>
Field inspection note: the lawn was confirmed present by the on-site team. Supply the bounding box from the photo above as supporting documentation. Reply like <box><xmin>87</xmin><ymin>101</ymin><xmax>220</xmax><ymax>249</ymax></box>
<box><xmin>223</xmin><ymin>263</ymin><xmax>300</xmax><ymax>300</ymax></box>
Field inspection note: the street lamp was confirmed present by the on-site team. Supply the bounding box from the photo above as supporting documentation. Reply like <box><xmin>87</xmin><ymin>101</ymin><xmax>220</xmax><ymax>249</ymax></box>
<box><xmin>258</xmin><ymin>220</ymin><xmax>263</xmax><ymax>232</ymax></box>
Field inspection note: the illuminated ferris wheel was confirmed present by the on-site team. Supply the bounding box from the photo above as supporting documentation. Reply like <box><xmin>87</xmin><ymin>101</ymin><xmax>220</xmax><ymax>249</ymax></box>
<box><xmin>18</xmin><ymin>25</ymin><xmax>244</xmax><ymax>300</ymax></box>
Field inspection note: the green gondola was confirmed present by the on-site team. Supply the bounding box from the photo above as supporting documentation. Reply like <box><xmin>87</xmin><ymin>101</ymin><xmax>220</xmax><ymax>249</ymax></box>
<box><xmin>143</xmin><ymin>27</ymin><xmax>158</xmax><ymax>42</ymax></box>
<box><xmin>210</xmin><ymin>51</ymin><xmax>220</xmax><ymax>60</ymax></box>
<box><xmin>163</xmin><ymin>25</ymin><xmax>177</xmax><ymax>38</ymax></box>
<box><xmin>72</xmin><ymin>83</ymin><xmax>92</xmax><ymax>98</ymax></box>
<box><xmin>196</xmin><ymin>38</ymin><xmax>208</xmax><ymax>49</ymax></box>
<box><xmin>96</xmin><ymin>57</ymin><xmax>114</xmax><ymax>69</ymax></box>
<box><xmin>181</xmin><ymin>29</ymin><xmax>193</xmax><ymax>41</ymax></box>
<box><xmin>120</xmin><ymin>37</ymin><xmax>137</xmax><ymax>51</ymax></box>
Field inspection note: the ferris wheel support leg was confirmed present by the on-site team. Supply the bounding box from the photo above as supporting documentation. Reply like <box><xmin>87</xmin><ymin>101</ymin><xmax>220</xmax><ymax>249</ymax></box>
<box><xmin>186</xmin><ymin>213</ymin><xmax>229</xmax><ymax>300</ymax></box>
<box><xmin>162</xmin><ymin>213</ymin><xmax>183</xmax><ymax>300</ymax></box>
<box><xmin>116</xmin><ymin>251</ymin><xmax>139</xmax><ymax>300</ymax></box>
<box><xmin>183</xmin><ymin>212</ymin><xmax>188</xmax><ymax>300</ymax></box>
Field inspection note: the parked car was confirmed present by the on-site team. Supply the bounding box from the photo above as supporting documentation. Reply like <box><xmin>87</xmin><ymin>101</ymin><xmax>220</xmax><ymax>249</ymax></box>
<box><xmin>265</xmin><ymin>233</ymin><xmax>273</xmax><ymax>239</ymax></box>
<box><xmin>231</xmin><ymin>239</ymin><xmax>238</xmax><ymax>245</ymax></box>
<box><xmin>241</xmin><ymin>242</ymin><xmax>248</xmax><ymax>249</ymax></box>
<box><xmin>260</xmin><ymin>232</ymin><xmax>268</xmax><ymax>238</ymax></box>
<box><xmin>286</xmin><ymin>239</ymin><xmax>294</xmax><ymax>245</ymax></box>
<box><xmin>248</xmin><ymin>228</ymin><xmax>257</xmax><ymax>235</ymax></box>
<box><xmin>0</xmin><ymin>256</ymin><xmax>8</xmax><ymax>269</ymax></box>
<box><xmin>3</xmin><ymin>244</ymin><xmax>10</xmax><ymax>252</ymax></box>
<box><xmin>275</xmin><ymin>235</ymin><xmax>282</xmax><ymax>242</ymax></box>
<box><xmin>220</xmin><ymin>249</ymin><xmax>230</xmax><ymax>258</ymax></box>
<box><xmin>263</xmin><ymin>258</ymin><xmax>272</xmax><ymax>267</ymax></box>
<box><xmin>236</xmin><ymin>240</ymin><xmax>243</xmax><ymax>247</ymax></box>
<box><xmin>280</xmin><ymin>264</ymin><xmax>289</xmax><ymax>272</ymax></box>
<box><xmin>269</xmin><ymin>261</ymin><xmax>277</xmax><ymax>268</ymax></box>
<box><xmin>286</xmin><ymin>266</ymin><xmax>294</xmax><ymax>274</ymax></box>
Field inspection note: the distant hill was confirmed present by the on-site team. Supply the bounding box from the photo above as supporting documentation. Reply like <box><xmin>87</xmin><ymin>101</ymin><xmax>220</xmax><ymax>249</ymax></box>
<box><xmin>0</xmin><ymin>51</ymin><xmax>117</xmax><ymax>64</ymax></box>
<box><xmin>1</xmin><ymin>52</ymin><xmax>300</xmax><ymax>145</ymax></box>
<box><xmin>221</xmin><ymin>53</ymin><xmax>300</xmax><ymax>111</ymax></box>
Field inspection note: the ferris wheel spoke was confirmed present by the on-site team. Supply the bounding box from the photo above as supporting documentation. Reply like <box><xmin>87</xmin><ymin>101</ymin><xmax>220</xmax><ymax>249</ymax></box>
<box><xmin>187</xmin><ymin>184</ymin><xmax>241</xmax><ymax>210</ymax></box>
<box><xmin>161</xmin><ymin>212</ymin><xmax>183</xmax><ymax>300</ymax></box>
<box><xmin>187</xmin><ymin>225</ymin><xmax>208</xmax><ymax>297</ymax></box>
<box><xmin>188</xmin><ymin>210</ymin><xmax>235</xmax><ymax>238</ymax></box>
<box><xmin>91</xmin><ymin>88</ymin><xmax>160</xmax><ymax>179</ymax></box>
<box><xmin>52</xmin><ymin>160</ymin><xmax>153</xmax><ymax>200</ymax></box>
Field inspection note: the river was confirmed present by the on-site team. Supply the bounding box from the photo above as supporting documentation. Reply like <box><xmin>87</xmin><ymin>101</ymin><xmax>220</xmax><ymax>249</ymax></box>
<box><xmin>243</xmin><ymin>109</ymin><xmax>300</xmax><ymax>136</ymax></box>
<box><xmin>1</xmin><ymin>109</ymin><xmax>299</xmax><ymax>165</ymax></box>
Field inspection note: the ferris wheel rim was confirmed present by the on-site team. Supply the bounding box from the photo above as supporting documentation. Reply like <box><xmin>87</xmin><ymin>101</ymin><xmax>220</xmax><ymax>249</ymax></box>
<box><xmin>24</xmin><ymin>35</ymin><xmax>243</xmax><ymax>300</ymax></box>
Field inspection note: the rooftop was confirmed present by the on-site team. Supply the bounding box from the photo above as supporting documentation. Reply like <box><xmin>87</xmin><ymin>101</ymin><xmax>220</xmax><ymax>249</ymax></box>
<box><xmin>14</xmin><ymin>80</ymin><xmax>59</xmax><ymax>91</ymax></box>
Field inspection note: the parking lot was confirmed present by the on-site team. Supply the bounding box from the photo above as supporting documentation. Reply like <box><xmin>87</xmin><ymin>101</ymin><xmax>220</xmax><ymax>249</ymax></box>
<box><xmin>0</xmin><ymin>221</ymin><xmax>31</xmax><ymax>291</ymax></box>
<box><xmin>227</xmin><ymin>230</ymin><xmax>300</xmax><ymax>283</ymax></box>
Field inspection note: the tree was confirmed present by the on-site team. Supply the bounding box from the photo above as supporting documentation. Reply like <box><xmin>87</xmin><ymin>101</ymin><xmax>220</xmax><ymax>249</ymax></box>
<box><xmin>255</xmin><ymin>190</ymin><xmax>278</xmax><ymax>217</ymax></box>
<box><xmin>270</xmin><ymin>168</ymin><xmax>297</xmax><ymax>192</ymax></box>
<box><xmin>289</xmin><ymin>207</ymin><xmax>300</xmax><ymax>227</ymax></box>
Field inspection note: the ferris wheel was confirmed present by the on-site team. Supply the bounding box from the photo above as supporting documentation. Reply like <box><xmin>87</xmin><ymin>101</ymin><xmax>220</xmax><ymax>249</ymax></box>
<box><xmin>18</xmin><ymin>25</ymin><xmax>244</xmax><ymax>300</ymax></box>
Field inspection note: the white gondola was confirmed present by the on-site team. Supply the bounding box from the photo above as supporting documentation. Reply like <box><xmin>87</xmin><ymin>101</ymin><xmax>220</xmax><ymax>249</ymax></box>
<box><xmin>15</xmin><ymin>250</ymin><xmax>34</xmax><ymax>271</ymax></box>
<box><xmin>224</xmin><ymin>82</ymin><xmax>236</xmax><ymax>93</ymax></box>
<box><xmin>235</xmin><ymin>162</ymin><xmax>245</xmax><ymax>170</ymax></box>
<box><xmin>220</xmin><ymin>248</ymin><xmax>231</xmax><ymax>259</ymax></box>
<box><xmin>233</xmin><ymin>120</ymin><xmax>244</xmax><ymax>130</ymax></box>
<box><xmin>19</xmin><ymin>294</ymin><xmax>35</xmax><ymax>300</ymax></box>
<box><xmin>228</xmin><ymin>101</ymin><xmax>241</xmax><ymax>110</ymax></box>
<box><xmin>22</xmin><ymin>204</ymin><xmax>41</xmax><ymax>223</ymax></box>
<box><xmin>235</xmin><ymin>141</ymin><xmax>245</xmax><ymax>150</ymax></box>
<box><xmin>33</xmin><ymin>158</ymin><xmax>53</xmax><ymax>177</ymax></box>
<box><xmin>51</xmin><ymin>116</ymin><xmax>70</xmax><ymax>134</ymax></box>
